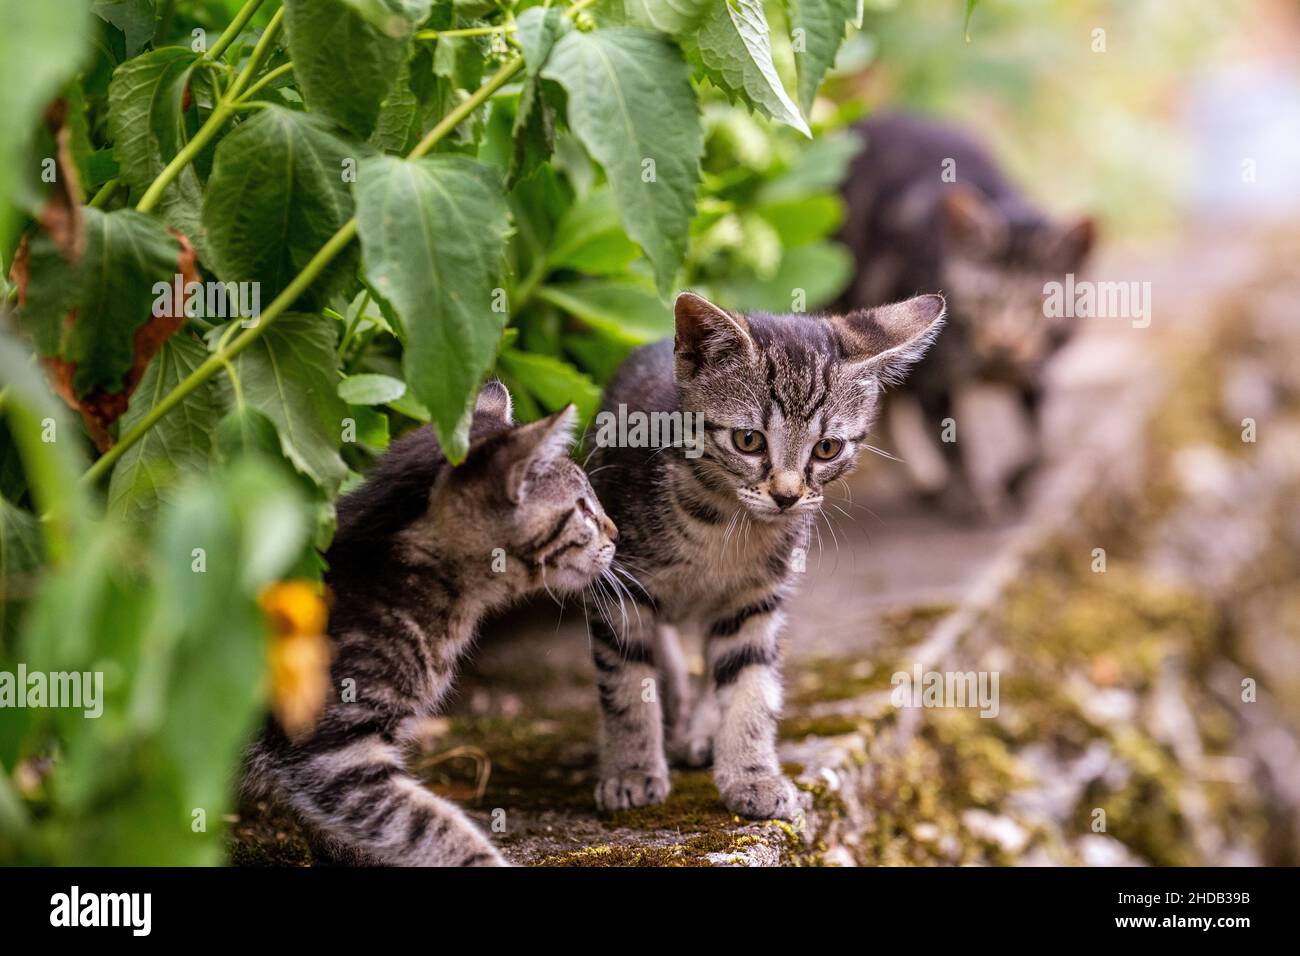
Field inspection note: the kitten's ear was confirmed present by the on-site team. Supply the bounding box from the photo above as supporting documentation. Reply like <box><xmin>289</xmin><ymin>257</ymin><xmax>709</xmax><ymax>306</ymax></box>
<box><xmin>1042</xmin><ymin>215</ymin><xmax>1096</xmax><ymax>272</ymax></box>
<box><xmin>674</xmin><ymin>291</ymin><xmax>754</xmax><ymax>365</ymax></box>
<box><xmin>501</xmin><ymin>404</ymin><xmax>577</xmax><ymax>503</ymax></box>
<box><xmin>942</xmin><ymin>185</ymin><xmax>1007</xmax><ymax>256</ymax></box>
<box><xmin>836</xmin><ymin>294</ymin><xmax>946</xmax><ymax>385</ymax></box>
<box><xmin>475</xmin><ymin>380</ymin><xmax>513</xmax><ymax>427</ymax></box>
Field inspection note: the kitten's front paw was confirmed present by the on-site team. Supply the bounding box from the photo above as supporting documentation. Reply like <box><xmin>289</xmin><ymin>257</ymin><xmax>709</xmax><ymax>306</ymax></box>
<box><xmin>718</xmin><ymin>773</ymin><xmax>803</xmax><ymax>820</ymax></box>
<box><xmin>594</xmin><ymin>771</ymin><xmax>670</xmax><ymax>811</ymax></box>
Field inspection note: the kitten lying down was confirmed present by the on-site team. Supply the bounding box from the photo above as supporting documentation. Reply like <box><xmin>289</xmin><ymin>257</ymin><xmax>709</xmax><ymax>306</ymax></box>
<box><xmin>243</xmin><ymin>383</ymin><xmax>618</xmax><ymax>866</ymax></box>
<box><xmin>585</xmin><ymin>291</ymin><xmax>945</xmax><ymax>820</ymax></box>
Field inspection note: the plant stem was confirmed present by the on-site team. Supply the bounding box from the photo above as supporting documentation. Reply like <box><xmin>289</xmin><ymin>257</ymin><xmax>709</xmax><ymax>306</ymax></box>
<box><xmin>234</xmin><ymin>61</ymin><xmax>294</xmax><ymax>104</ymax></box>
<box><xmin>409</xmin><ymin>54</ymin><xmax>522</xmax><ymax>159</ymax></box>
<box><xmin>416</xmin><ymin>24</ymin><xmax>516</xmax><ymax>40</ymax></box>
<box><xmin>136</xmin><ymin>7</ymin><xmax>285</xmax><ymax>214</ymax></box>
<box><xmin>83</xmin><ymin>0</ymin><xmax>602</xmax><ymax>485</ymax></box>
<box><xmin>207</xmin><ymin>0</ymin><xmax>267</xmax><ymax>62</ymax></box>
<box><xmin>89</xmin><ymin>179</ymin><xmax>121</xmax><ymax>209</ymax></box>
<box><xmin>225</xmin><ymin>7</ymin><xmax>286</xmax><ymax>101</ymax></box>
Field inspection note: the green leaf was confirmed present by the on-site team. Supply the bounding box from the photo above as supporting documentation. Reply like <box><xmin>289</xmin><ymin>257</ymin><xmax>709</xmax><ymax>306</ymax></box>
<box><xmin>547</xmin><ymin>187</ymin><xmax>641</xmax><ymax>275</ymax></box>
<box><xmin>964</xmin><ymin>0</ymin><xmax>980</xmax><ymax>41</ymax></box>
<box><xmin>496</xmin><ymin>349</ymin><xmax>601</xmax><ymax>425</ymax></box>
<box><xmin>0</xmin><ymin>0</ymin><xmax>93</xmax><ymax>252</ymax></box>
<box><xmin>107</xmin><ymin>334</ymin><xmax>218</xmax><ymax>525</ymax></box>
<box><xmin>537</xmin><ymin>279</ymin><xmax>673</xmax><ymax>345</ymax></box>
<box><xmin>543</xmin><ymin>28</ymin><xmax>703</xmax><ymax>298</ymax></box>
<box><xmin>690</xmin><ymin>0</ymin><xmax>810</xmax><ymax>137</ymax></box>
<box><xmin>19</xmin><ymin>208</ymin><xmax>193</xmax><ymax>404</ymax></box>
<box><xmin>224</xmin><ymin>313</ymin><xmax>348</xmax><ymax>495</ymax></box>
<box><xmin>508</xmin><ymin>6</ymin><xmax>569</xmax><ymax>188</ymax></box>
<box><xmin>624</xmin><ymin>0</ymin><xmax>711</xmax><ymax>34</ymax></box>
<box><xmin>202</xmin><ymin>106</ymin><xmax>360</xmax><ymax>309</ymax></box>
<box><xmin>283</xmin><ymin>0</ymin><xmax>431</xmax><ymax>138</ymax></box>
<box><xmin>108</xmin><ymin>47</ymin><xmax>206</xmax><ymax>246</ymax></box>
<box><xmin>755</xmin><ymin>194</ymin><xmax>845</xmax><ymax>246</ymax></box>
<box><xmin>0</xmin><ymin>495</ymin><xmax>41</xmax><ymax>642</ymax></box>
<box><xmin>354</xmin><ymin>154</ymin><xmax>510</xmax><ymax>463</ymax></box>
<box><xmin>789</xmin><ymin>0</ymin><xmax>856</xmax><ymax>112</ymax></box>
<box><xmin>92</xmin><ymin>0</ymin><xmax>157</xmax><ymax>57</ymax></box>
<box><xmin>758</xmin><ymin>129</ymin><xmax>863</xmax><ymax>201</ymax></box>
<box><xmin>338</xmin><ymin>372</ymin><xmax>406</xmax><ymax>405</ymax></box>
<box><xmin>722</xmin><ymin>240</ymin><xmax>853</xmax><ymax>314</ymax></box>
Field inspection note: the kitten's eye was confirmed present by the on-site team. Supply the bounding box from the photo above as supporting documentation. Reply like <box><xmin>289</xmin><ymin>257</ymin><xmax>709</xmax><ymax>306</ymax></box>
<box><xmin>812</xmin><ymin>437</ymin><xmax>844</xmax><ymax>461</ymax></box>
<box><xmin>732</xmin><ymin>429</ymin><xmax>766</xmax><ymax>454</ymax></box>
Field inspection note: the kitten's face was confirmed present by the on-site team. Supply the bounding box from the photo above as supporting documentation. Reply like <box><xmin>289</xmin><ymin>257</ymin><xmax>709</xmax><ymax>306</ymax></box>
<box><xmin>941</xmin><ymin>187</ymin><xmax>1095</xmax><ymax>379</ymax></box>
<box><xmin>674</xmin><ymin>293</ymin><xmax>945</xmax><ymax>521</ymax></box>
<box><xmin>436</xmin><ymin>385</ymin><xmax>617</xmax><ymax>593</ymax></box>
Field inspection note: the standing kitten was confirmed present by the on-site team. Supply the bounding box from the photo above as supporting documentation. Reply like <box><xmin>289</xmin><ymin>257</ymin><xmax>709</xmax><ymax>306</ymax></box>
<box><xmin>585</xmin><ymin>292</ymin><xmax>944</xmax><ymax>818</ymax></box>
<box><xmin>243</xmin><ymin>383</ymin><xmax>618</xmax><ymax>865</ymax></box>
<box><xmin>838</xmin><ymin>111</ymin><xmax>1094</xmax><ymax>514</ymax></box>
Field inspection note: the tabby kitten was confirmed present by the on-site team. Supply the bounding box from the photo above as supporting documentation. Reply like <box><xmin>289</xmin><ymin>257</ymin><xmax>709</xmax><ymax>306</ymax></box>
<box><xmin>585</xmin><ymin>292</ymin><xmax>944</xmax><ymax>818</ymax></box>
<box><xmin>243</xmin><ymin>382</ymin><xmax>617</xmax><ymax>866</ymax></box>
<box><xmin>837</xmin><ymin>111</ymin><xmax>1095</xmax><ymax>513</ymax></box>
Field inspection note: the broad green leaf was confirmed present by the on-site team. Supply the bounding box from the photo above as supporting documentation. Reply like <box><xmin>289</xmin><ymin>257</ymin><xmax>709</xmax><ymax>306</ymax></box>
<box><xmin>107</xmin><ymin>334</ymin><xmax>218</xmax><ymax>525</ymax></box>
<box><xmin>216</xmin><ymin>405</ymin><xmax>283</xmax><ymax>464</ymax></box>
<box><xmin>0</xmin><ymin>0</ymin><xmax>93</xmax><ymax>252</ymax></box>
<box><xmin>537</xmin><ymin>280</ymin><xmax>673</xmax><ymax>345</ymax></box>
<box><xmin>624</xmin><ymin>0</ymin><xmax>711</xmax><ymax>34</ymax></box>
<box><xmin>722</xmin><ymin>240</ymin><xmax>853</xmax><ymax>314</ymax></box>
<box><xmin>0</xmin><ymin>495</ymin><xmax>41</xmax><ymax>641</ymax></box>
<box><xmin>108</xmin><ymin>47</ymin><xmax>206</xmax><ymax>246</ymax></box>
<box><xmin>690</xmin><ymin>0</ymin><xmax>810</xmax><ymax>137</ymax></box>
<box><xmin>509</xmin><ymin>6</ymin><xmax>569</xmax><ymax>188</ymax></box>
<box><xmin>202</xmin><ymin>106</ymin><xmax>360</xmax><ymax>309</ymax></box>
<box><xmin>148</xmin><ymin>461</ymin><xmax>309</xmax><ymax>851</ymax></box>
<box><xmin>543</xmin><ymin>29</ymin><xmax>703</xmax><ymax>298</ymax></box>
<box><xmin>496</xmin><ymin>349</ymin><xmax>602</xmax><ymax>425</ymax></box>
<box><xmin>338</xmin><ymin>373</ymin><xmax>406</xmax><ymax>405</ymax></box>
<box><xmin>224</xmin><ymin>313</ymin><xmax>348</xmax><ymax>494</ymax></box>
<box><xmin>341</xmin><ymin>0</ymin><xmax>431</xmax><ymax>37</ymax></box>
<box><xmin>563</xmin><ymin>331</ymin><xmax>635</xmax><ymax>384</ymax></box>
<box><xmin>19</xmin><ymin>208</ymin><xmax>194</xmax><ymax>404</ymax></box>
<box><xmin>789</xmin><ymin>0</ymin><xmax>856</xmax><ymax>112</ymax></box>
<box><xmin>755</xmin><ymin>194</ymin><xmax>845</xmax><ymax>246</ymax></box>
<box><xmin>92</xmin><ymin>0</ymin><xmax>157</xmax><ymax>57</ymax></box>
<box><xmin>371</xmin><ymin>58</ymin><xmax>421</xmax><ymax>154</ymax></box>
<box><xmin>758</xmin><ymin>129</ymin><xmax>863</xmax><ymax>201</ymax></box>
<box><xmin>354</xmin><ymin>154</ymin><xmax>510</xmax><ymax>463</ymax></box>
<box><xmin>964</xmin><ymin>0</ymin><xmax>980</xmax><ymax>41</ymax></box>
<box><xmin>548</xmin><ymin>187</ymin><xmax>641</xmax><ymax>275</ymax></box>
<box><xmin>283</xmin><ymin>0</ymin><xmax>431</xmax><ymax>138</ymax></box>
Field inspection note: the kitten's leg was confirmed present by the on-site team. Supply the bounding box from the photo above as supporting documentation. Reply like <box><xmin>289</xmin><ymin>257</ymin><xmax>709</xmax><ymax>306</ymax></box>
<box><xmin>273</xmin><ymin>732</ymin><xmax>507</xmax><ymax>866</ymax></box>
<box><xmin>655</xmin><ymin>622</ymin><xmax>693</xmax><ymax>759</ymax></box>
<box><xmin>677</xmin><ymin>682</ymin><xmax>720</xmax><ymax>768</ymax></box>
<box><xmin>705</xmin><ymin>601</ymin><xmax>801</xmax><ymax>820</ymax></box>
<box><xmin>591</xmin><ymin>613</ymin><xmax>670</xmax><ymax>810</ymax></box>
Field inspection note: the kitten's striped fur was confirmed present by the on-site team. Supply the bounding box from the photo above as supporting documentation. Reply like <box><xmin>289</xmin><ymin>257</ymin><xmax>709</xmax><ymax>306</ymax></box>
<box><xmin>243</xmin><ymin>383</ymin><xmax>617</xmax><ymax>866</ymax></box>
<box><xmin>585</xmin><ymin>292</ymin><xmax>944</xmax><ymax>819</ymax></box>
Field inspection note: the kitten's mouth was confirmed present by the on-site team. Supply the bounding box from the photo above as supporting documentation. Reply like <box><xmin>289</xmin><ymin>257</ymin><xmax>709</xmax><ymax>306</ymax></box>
<box><xmin>737</xmin><ymin>491</ymin><xmax>822</xmax><ymax>520</ymax></box>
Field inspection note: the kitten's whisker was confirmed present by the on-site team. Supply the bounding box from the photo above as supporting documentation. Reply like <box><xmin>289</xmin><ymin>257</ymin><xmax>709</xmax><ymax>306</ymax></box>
<box><xmin>862</xmin><ymin>442</ymin><xmax>902</xmax><ymax>463</ymax></box>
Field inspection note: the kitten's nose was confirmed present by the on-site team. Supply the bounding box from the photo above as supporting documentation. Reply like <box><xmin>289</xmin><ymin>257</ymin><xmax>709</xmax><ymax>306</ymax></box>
<box><xmin>770</xmin><ymin>491</ymin><xmax>801</xmax><ymax>511</ymax></box>
<box><xmin>600</xmin><ymin>515</ymin><xmax>619</xmax><ymax>543</ymax></box>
